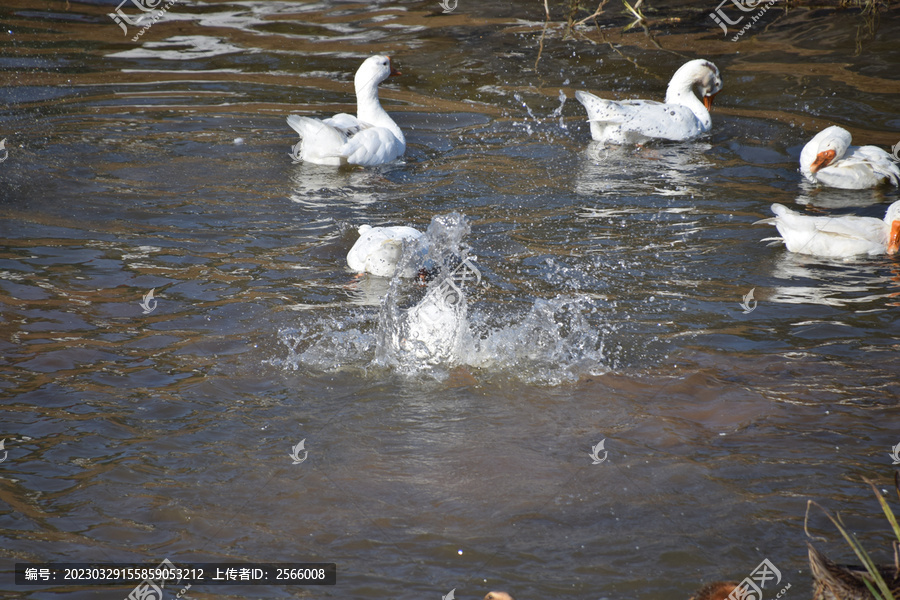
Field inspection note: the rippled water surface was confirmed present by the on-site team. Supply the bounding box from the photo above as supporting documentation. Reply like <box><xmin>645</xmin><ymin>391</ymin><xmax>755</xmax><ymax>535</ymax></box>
<box><xmin>2</xmin><ymin>1</ymin><xmax>899</xmax><ymax>599</ymax></box>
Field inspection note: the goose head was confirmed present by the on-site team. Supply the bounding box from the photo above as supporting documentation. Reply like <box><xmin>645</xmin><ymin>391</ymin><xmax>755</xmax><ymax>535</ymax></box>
<box><xmin>665</xmin><ymin>59</ymin><xmax>722</xmax><ymax>110</ymax></box>
<box><xmin>884</xmin><ymin>200</ymin><xmax>900</xmax><ymax>255</ymax></box>
<box><xmin>484</xmin><ymin>593</ymin><xmax>516</xmax><ymax>600</ymax></box>
<box><xmin>802</xmin><ymin>125</ymin><xmax>852</xmax><ymax>174</ymax></box>
<box><xmin>354</xmin><ymin>55</ymin><xmax>401</xmax><ymax>95</ymax></box>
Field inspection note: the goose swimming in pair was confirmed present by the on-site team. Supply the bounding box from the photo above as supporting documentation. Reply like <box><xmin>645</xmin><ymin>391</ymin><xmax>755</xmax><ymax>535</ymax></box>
<box><xmin>800</xmin><ymin>126</ymin><xmax>900</xmax><ymax>189</ymax></box>
<box><xmin>287</xmin><ymin>55</ymin><xmax>406</xmax><ymax>166</ymax></box>
<box><xmin>346</xmin><ymin>224</ymin><xmax>423</xmax><ymax>277</ymax></box>
<box><xmin>575</xmin><ymin>59</ymin><xmax>722</xmax><ymax>144</ymax></box>
<box><xmin>759</xmin><ymin>201</ymin><xmax>900</xmax><ymax>258</ymax></box>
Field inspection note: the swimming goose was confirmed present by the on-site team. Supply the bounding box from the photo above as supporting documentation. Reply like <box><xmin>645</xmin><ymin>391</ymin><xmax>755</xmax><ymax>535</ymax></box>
<box><xmin>575</xmin><ymin>59</ymin><xmax>722</xmax><ymax>144</ymax></box>
<box><xmin>287</xmin><ymin>55</ymin><xmax>406</xmax><ymax>166</ymax></box>
<box><xmin>800</xmin><ymin>126</ymin><xmax>900</xmax><ymax>190</ymax></box>
<box><xmin>346</xmin><ymin>224</ymin><xmax>423</xmax><ymax>277</ymax></box>
<box><xmin>758</xmin><ymin>201</ymin><xmax>900</xmax><ymax>258</ymax></box>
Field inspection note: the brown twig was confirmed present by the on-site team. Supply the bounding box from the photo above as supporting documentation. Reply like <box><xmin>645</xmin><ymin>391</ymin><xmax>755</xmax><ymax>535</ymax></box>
<box><xmin>573</xmin><ymin>0</ymin><xmax>611</xmax><ymax>27</ymax></box>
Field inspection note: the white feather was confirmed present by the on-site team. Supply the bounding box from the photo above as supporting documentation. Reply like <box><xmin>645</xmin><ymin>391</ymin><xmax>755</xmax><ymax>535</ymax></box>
<box><xmin>761</xmin><ymin>201</ymin><xmax>900</xmax><ymax>258</ymax></box>
<box><xmin>287</xmin><ymin>55</ymin><xmax>405</xmax><ymax>167</ymax></box>
<box><xmin>575</xmin><ymin>59</ymin><xmax>722</xmax><ymax>144</ymax></box>
<box><xmin>799</xmin><ymin>126</ymin><xmax>900</xmax><ymax>190</ymax></box>
<box><xmin>346</xmin><ymin>224</ymin><xmax>423</xmax><ymax>277</ymax></box>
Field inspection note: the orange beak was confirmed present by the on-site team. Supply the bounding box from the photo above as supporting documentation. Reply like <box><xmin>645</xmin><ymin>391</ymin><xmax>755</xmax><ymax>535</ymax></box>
<box><xmin>388</xmin><ymin>57</ymin><xmax>401</xmax><ymax>77</ymax></box>
<box><xmin>888</xmin><ymin>220</ymin><xmax>900</xmax><ymax>255</ymax></box>
<box><xmin>703</xmin><ymin>92</ymin><xmax>718</xmax><ymax>111</ymax></box>
<box><xmin>810</xmin><ymin>149</ymin><xmax>836</xmax><ymax>173</ymax></box>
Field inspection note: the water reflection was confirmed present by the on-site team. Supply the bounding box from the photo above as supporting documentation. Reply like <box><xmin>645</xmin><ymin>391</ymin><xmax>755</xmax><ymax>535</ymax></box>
<box><xmin>794</xmin><ymin>180</ymin><xmax>895</xmax><ymax>209</ymax></box>
<box><xmin>108</xmin><ymin>35</ymin><xmax>245</xmax><ymax>60</ymax></box>
<box><xmin>287</xmin><ymin>163</ymin><xmax>398</xmax><ymax>207</ymax></box>
<box><xmin>345</xmin><ymin>273</ymin><xmax>395</xmax><ymax>306</ymax></box>
<box><xmin>767</xmin><ymin>251</ymin><xmax>900</xmax><ymax>308</ymax></box>
<box><xmin>574</xmin><ymin>140</ymin><xmax>713</xmax><ymax>198</ymax></box>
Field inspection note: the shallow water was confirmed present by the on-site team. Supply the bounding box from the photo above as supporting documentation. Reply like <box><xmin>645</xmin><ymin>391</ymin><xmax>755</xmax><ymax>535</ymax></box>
<box><xmin>1</xmin><ymin>1</ymin><xmax>899</xmax><ymax>599</ymax></box>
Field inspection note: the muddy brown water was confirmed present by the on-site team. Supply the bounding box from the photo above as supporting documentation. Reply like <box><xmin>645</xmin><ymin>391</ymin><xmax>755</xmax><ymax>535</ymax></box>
<box><xmin>1</xmin><ymin>1</ymin><xmax>899</xmax><ymax>599</ymax></box>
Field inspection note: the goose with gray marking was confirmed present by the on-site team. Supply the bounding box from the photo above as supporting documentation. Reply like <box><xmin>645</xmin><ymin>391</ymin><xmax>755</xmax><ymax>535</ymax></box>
<box><xmin>575</xmin><ymin>59</ymin><xmax>722</xmax><ymax>144</ymax></box>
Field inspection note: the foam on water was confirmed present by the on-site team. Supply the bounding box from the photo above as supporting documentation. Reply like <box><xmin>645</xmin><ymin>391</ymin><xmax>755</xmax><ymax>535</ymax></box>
<box><xmin>271</xmin><ymin>213</ymin><xmax>613</xmax><ymax>383</ymax></box>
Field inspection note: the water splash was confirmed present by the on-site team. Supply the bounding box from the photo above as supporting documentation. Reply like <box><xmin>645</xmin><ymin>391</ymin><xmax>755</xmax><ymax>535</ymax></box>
<box><xmin>269</xmin><ymin>312</ymin><xmax>376</xmax><ymax>373</ymax></box>
<box><xmin>512</xmin><ymin>89</ymin><xmax>569</xmax><ymax>140</ymax></box>
<box><xmin>271</xmin><ymin>213</ymin><xmax>613</xmax><ymax>383</ymax></box>
<box><xmin>549</xmin><ymin>89</ymin><xmax>567</xmax><ymax>130</ymax></box>
<box><xmin>374</xmin><ymin>212</ymin><xmax>478</xmax><ymax>373</ymax></box>
<box><xmin>466</xmin><ymin>295</ymin><xmax>611</xmax><ymax>385</ymax></box>
<box><xmin>513</xmin><ymin>92</ymin><xmax>536</xmax><ymax>136</ymax></box>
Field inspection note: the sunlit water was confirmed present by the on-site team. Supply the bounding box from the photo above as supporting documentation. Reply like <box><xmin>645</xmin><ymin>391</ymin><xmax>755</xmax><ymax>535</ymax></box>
<box><xmin>1</xmin><ymin>1</ymin><xmax>899</xmax><ymax>599</ymax></box>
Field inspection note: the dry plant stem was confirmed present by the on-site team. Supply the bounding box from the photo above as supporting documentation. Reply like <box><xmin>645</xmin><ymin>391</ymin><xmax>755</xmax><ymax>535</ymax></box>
<box><xmin>573</xmin><ymin>0</ymin><xmax>611</xmax><ymax>27</ymax></box>
<box><xmin>535</xmin><ymin>20</ymin><xmax>549</xmax><ymax>71</ymax></box>
<box><xmin>623</xmin><ymin>0</ymin><xmax>645</xmax><ymax>21</ymax></box>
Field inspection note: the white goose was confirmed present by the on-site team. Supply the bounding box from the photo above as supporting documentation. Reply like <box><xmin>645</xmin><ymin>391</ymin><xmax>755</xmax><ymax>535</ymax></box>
<box><xmin>347</xmin><ymin>224</ymin><xmax>423</xmax><ymax>277</ymax></box>
<box><xmin>575</xmin><ymin>59</ymin><xmax>722</xmax><ymax>144</ymax></box>
<box><xmin>799</xmin><ymin>125</ymin><xmax>900</xmax><ymax>189</ymax></box>
<box><xmin>287</xmin><ymin>55</ymin><xmax>406</xmax><ymax>166</ymax></box>
<box><xmin>758</xmin><ymin>201</ymin><xmax>900</xmax><ymax>258</ymax></box>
